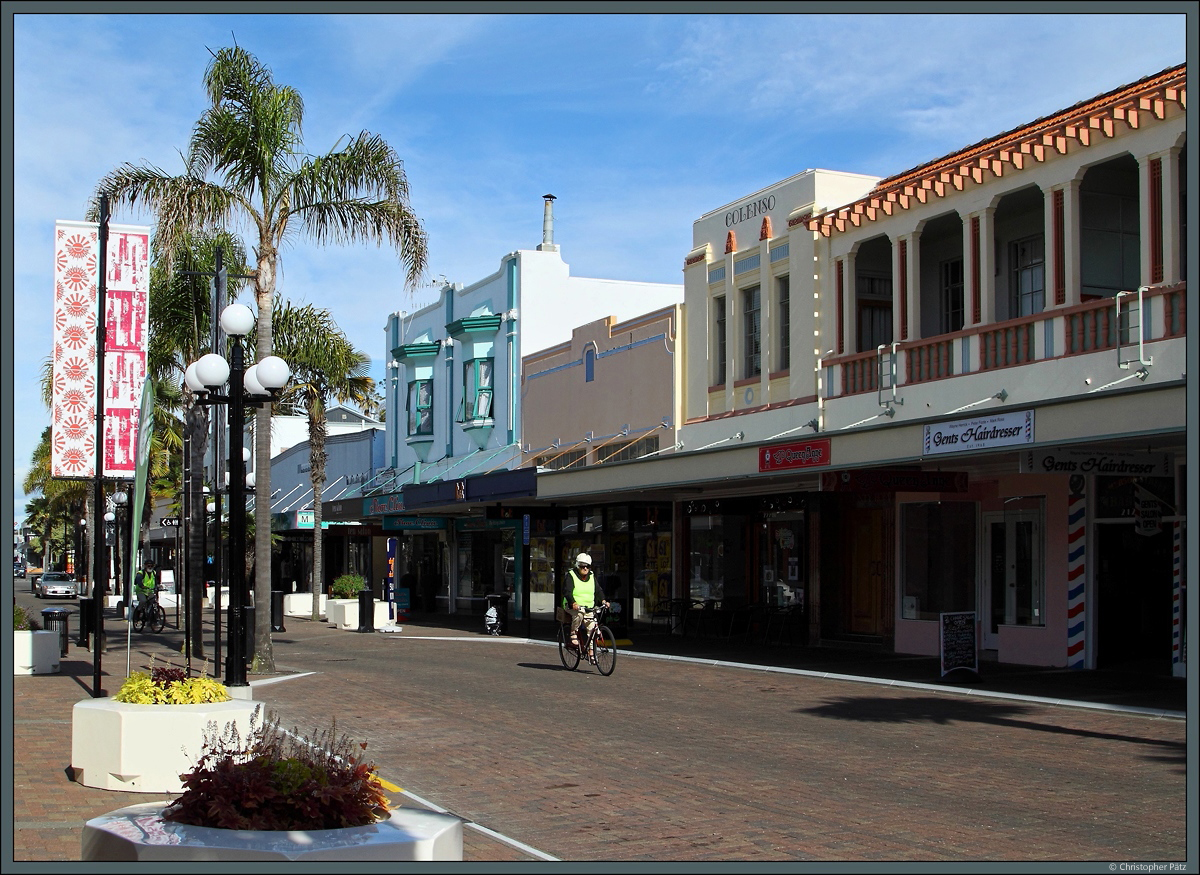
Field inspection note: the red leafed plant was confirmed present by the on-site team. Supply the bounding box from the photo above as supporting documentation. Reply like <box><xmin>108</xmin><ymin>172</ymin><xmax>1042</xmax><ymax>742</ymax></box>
<box><xmin>162</xmin><ymin>708</ymin><xmax>390</xmax><ymax>831</ymax></box>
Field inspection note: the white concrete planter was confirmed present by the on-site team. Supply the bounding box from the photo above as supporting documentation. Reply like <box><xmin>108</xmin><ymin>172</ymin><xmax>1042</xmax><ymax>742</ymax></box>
<box><xmin>327</xmin><ymin>598</ymin><xmax>394</xmax><ymax>631</ymax></box>
<box><xmin>82</xmin><ymin>801</ymin><xmax>464</xmax><ymax>861</ymax></box>
<box><xmin>205</xmin><ymin>586</ymin><xmax>231</xmax><ymax>610</ymax></box>
<box><xmin>282</xmin><ymin>592</ymin><xmax>328</xmax><ymax>619</ymax></box>
<box><xmin>13</xmin><ymin>629</ymin><xmax>61</xmax><ymax>675</ymax></box>
<box><xmin>71</xmin><ymin>698</ymin><xmax>261</xmax><ymax>794</ymax></box>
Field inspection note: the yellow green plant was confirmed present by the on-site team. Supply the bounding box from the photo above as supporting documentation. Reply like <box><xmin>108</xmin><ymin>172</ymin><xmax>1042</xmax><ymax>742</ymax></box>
<box><xmin>114</xmin><ymin>666</ymin><xmax>231</xmax><ymax>704</ymax></box>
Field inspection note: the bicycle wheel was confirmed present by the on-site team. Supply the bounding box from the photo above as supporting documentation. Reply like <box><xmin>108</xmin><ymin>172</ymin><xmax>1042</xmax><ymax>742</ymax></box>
<box><xmin>558</xmin><ymin>625</ymin><xmax>580</xmax><ymax>671</ymax></box>
<box><xmin>150</xmin><ymin>603</ymin><xmax>166</xmax><ymax>633</ymax></box>
<box><xmin>131</xmin><ymin>606</ymin><xmax>145</xmax><ymax>632</ymax></box>
<box><xmin>593</xmin><ymin>625</ymin><xmax>617</xmax><ymax>676</ymax></box>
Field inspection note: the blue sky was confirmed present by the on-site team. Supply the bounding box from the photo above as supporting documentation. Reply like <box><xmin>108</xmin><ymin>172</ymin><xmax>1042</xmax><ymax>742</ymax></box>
<box><xmin>7</xmin><ymin>9</ymin><xmax>1189</xmax><ymax>522</ymax></box>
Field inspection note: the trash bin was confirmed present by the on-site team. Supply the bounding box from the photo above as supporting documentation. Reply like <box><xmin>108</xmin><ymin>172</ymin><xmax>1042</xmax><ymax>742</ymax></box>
<box><xmin>357</xmin><ymin>589</ymin><xmax>375</xmax><ymax>633</ymax></box>
<box><xmin>271</xmin><ymin>590</ymin><xmax>286</xmax><ymax>633</ymax></box>
<box><xmin>77</xmin><ymin>597</ymin><xmax>93</xmax><ymax>648</ymax></box>
<box><xmin>41</xmin><ymin>607</ymin><xmax>70</xmax><ymax>657</ymax></box>
<box><xmin>486</xmin><ymin>593</ymin><xmax>510</xmax><ymax>635</ymax></box>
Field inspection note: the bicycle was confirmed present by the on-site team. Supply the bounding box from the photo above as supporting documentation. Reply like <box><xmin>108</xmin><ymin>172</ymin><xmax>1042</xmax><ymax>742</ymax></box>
<box><xmin>131</xmin><ymin>585</ymin><xmax>167</xmax><ymax>633</ymax></box>
<box><xmin>557</xmin><ymin>604</ymin><xmax>616</xmax><ymax>676</ymax></box>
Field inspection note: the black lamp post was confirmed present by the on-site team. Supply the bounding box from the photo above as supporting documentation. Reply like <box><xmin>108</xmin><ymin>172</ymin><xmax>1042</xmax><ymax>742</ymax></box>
<box><xmin>186</xmin><ymin>303</ymin><xmax>289</xmax><ymax>687</ymax></box>
<box><xmin>112</xmin><ymin>489</ymin><xmax>128</xmax><ymax>598</ymax></box>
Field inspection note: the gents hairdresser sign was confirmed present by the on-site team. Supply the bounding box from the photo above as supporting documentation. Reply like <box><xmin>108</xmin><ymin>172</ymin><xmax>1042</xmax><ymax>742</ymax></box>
<box><xmin>923</xmin><ymin>410</ymin><xmax>1033</xmax><ymax>456</ymax></box>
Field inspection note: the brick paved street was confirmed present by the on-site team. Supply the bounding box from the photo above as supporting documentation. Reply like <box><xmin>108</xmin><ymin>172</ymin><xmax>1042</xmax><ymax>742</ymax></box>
<box><xmin>9</xmin><ymin>597</ymin><xmax>1190</xmax><ymax>864</ymax></box>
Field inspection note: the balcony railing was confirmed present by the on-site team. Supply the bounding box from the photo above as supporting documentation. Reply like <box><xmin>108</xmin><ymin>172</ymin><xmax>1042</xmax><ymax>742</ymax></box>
<box><xmin>824</xmin><ymin>283</ymin><xmax>1185</xmax><ymax>398</ymax></box>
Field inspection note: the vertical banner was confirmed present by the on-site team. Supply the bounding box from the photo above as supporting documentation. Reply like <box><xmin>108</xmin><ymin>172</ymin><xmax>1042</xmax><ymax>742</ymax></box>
<box><xmin>127</xmin><ymin>378</ymin><xmax>156</xmax><ymax>594</ymax></box>
<box><xmin>51</xmin><ymin>221</ymin><xmax>100</xmax><ymax>477</ymax></box>
<box><xmin>386</xmin><ymin>537</ymin><xmax>397</xmax><ymax>620</ymax></box>
<box><xmin>51</xmin><ymin>220</ymin><xmax>150</xmax><ymax>479</ymax></box>
<box><xmin>102</xmin><ymin>226</ymin><xmax>151</xmax><ymax>478</ymax></box>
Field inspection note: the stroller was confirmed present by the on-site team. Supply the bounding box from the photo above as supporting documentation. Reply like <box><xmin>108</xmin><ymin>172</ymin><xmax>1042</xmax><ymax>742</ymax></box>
<box><xmin>484</xmin><ymin>603</ymin><xmax>501</xmax><ymax>636</ymax></box>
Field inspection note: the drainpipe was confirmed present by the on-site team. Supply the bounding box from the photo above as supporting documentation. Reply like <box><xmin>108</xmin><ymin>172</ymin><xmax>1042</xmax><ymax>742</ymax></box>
<box><xmin>506</xmin><ymin>257</ymin><xmax>519</xmax><ymax>447</ymax></box>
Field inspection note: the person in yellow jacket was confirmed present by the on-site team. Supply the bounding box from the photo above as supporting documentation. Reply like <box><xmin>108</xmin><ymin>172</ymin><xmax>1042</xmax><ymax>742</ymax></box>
<box><xmin>562</xmin><ymin>552</ymin><xmax>609</xmax><ymax>660</ymax></box>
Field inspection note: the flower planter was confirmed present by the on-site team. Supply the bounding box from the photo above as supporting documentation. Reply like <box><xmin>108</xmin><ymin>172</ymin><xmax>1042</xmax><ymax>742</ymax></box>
<box><xmin>71</xmin><ymin>698</ymin><xmax>261</xmax><ymax>793</ymax></box>
<box><xmin>282</xmin><ymin>592</ymin><xmax>328</xmax><ymax>619</ymax></box>
<box><xmin>327</xmin><ymin>598</ymin><xmax>394</xmax><ymax>631</ymax></box>
<box><xmin>13</xmin><ymin>629</ymin><xmax>60</xmax><ymax>675</ymax></box>
<box><xmin>81</xmin><ymin>801</ymin><xmax>464</xmax><ymax>861</ymax></box>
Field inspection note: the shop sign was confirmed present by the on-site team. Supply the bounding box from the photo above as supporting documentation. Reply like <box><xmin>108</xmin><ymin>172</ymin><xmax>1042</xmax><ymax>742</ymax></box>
<box><xmin>1020</xmin><ymin>448</ymin><xmax>1171</xmax><ymax>477</ymax></box>
<box><xmin>759</xmin><ymin>438</ymin><xmax>832</xmax><ymax>473</ymax></box>
<box><xmin>292</xmin><ymin>510</ymin><xmax>331</xmax><ymax>529</ymax></box>
<box><xmin>382</xmin><ymin>516</ymin><xmax>445</xmax><ymax>531</ymax></box>
<box><xmin>940</xmin><ymin>611</ymin><xmax>978</xmax><ymax>677</ymax></box>
<box><xmin>1133</xmin><ymin>488</ymin><xmax>1162</xmax><ymax>536</ymax></box>
<box><xmin>821</xmin><ymin>468</ymin><xmax>967</xmax><ymax>493</ymax></box>
<box><xmin>364</xmin><ymin>493</ymin><xmax>405</xmax><ymax>516</ymax></box>
<box><xmin>923</xmin><ymin>410</ymin><xmax>1033</xmax><ymax>456</ymax></box>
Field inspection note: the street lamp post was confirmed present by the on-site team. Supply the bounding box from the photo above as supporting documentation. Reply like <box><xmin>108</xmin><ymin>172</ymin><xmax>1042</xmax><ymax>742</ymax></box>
<box><xmin>112</xmin><ymin>490</ymin><xmax>128</xmax><ymax>599</ymax></box>
<box><xmin>186</xmin><ymin>303</ymin><xmax>289</xmax><ymax>688</ymax></box>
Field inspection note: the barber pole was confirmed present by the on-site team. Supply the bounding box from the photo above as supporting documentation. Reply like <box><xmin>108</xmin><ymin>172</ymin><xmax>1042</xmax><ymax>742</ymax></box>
<box><xmin>1171</xmin><ymin>522</ymin><xmax>1183</xmax><ymax>677</ymax></box>
<box><xmin>1065</xmin><ymin>477</ymin><xmax>1087</xmax><ymax>669</ymax></box>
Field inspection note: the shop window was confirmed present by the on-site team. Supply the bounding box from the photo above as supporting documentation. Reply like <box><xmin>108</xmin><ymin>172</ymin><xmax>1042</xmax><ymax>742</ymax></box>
<box><xmin>940</xmin><ymin>257</ymin><xmax>965</xmax><ymax>333</ymax></box>
<box><xmin>776</xmin><ymin>275</ymin><xmax>790</xmax><ymax>371</ymax></box>
<box><xmin>713</xmin><ymin>296</ymin><xmax>727</xmax><ymax>385</ymax></box>
<box><xmin>463</xmin><ymin>358</ymin><xmax>493</xmax><ymax>420</ymax></box>
<box><xmin>1009</xmin><ymin>236</ymin><xmax>1045</xmax><ymax>317</ymax></box>
<box><xmin>743</xmin><ymin>284</ymin><xmax>761</xmax><ymax>378</ymax></box>
<box><xmin>857</xmin><ymin>274</ymin><xmax>892</xmax><ymax>352</ymax></box>
<box><xmin>759</xmin><ymin>511</ymin><xmax>805</xmax><ymax>608</ymax></box>
<box><xmin>598</xmin><ymin>435</ymin><xmax>659</xmax><ymax>464</ymax></box>
<box><xmin>407</xmin><ymin>379</ymin><xmax>433</xmax><ymax>436</ymax></box>
<box><xmin>901</xmin><ymin>502</ymin><xmax>976</xmax><ymax>621</ymax></box>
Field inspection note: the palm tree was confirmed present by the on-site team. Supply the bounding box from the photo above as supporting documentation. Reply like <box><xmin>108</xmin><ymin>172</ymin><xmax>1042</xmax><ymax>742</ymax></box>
<box><xmin>91</xmin><ymin>45</ymin><xmax>428</xmax><ymax>671</ymax></box>
<box><xmin>269</xmin><ymin>301</ymin><xmax>374</xmax><ymax>621</ymax></box>
<box><xmin>146</xmin><ymin>230</ymin><xmax>249</xmax><ymax>658</ymax></box>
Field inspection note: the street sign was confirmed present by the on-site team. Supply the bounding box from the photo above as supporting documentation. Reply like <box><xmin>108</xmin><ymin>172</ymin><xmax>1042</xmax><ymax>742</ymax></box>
<box><xmin>160</xmin><ymin>517</ymin><xmax>180</xmax><ymax>527</ymax></box>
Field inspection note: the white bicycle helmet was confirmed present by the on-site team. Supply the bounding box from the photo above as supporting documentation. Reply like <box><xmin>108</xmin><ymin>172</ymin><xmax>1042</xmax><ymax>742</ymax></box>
<box><xmin>575</xmin><ymin>552</ymin><xmax>593</xmax><ymax>568</ymax></box>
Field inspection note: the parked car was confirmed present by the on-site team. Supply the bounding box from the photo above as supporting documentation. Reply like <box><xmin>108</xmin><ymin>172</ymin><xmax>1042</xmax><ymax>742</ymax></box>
<box><xmin>36</xmin><ymin>571</ymin><xmax>78</xmax><ymax>599</ymax></box>
<box><xmin>14</xmin><ymin>560</ymin><xmax>26</xmax><ymax>579</ymax></box>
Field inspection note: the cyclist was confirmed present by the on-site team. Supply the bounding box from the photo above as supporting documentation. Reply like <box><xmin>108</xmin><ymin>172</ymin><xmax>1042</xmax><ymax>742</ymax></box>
<box><xmin>133</xmin><ymin>560</ymin><xmax>157</xmax><ymax>619</ymax></box>
<box><xmin>561</xmin><ymin>553</ymin><xmax>609</xmax><ymax>662</ymax></box>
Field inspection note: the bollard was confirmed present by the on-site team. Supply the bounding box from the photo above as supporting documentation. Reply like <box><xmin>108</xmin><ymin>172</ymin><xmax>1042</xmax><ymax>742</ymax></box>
<box><xmin>77</xmin><ymin>597</ymin><xmax>93</xmax><ymax>648</ymax></box>
<box><xmin>357</xmin><ymin>589</ymin><xmax>375</xmax><ymax>633</ymax></box>
<box><xmin>41</xmin><ymin>607</ymin><xmax>70</xmax><ymax>657</ymax></box>
<box><xmin>244</xmin><ymin>605</ymin><xmax>256</xmax><ymax>665</ymax></box>
<box><xmin>271</xmin><ymin>590</ymin><xmax>286</xmax><ymax>633</ymax></box>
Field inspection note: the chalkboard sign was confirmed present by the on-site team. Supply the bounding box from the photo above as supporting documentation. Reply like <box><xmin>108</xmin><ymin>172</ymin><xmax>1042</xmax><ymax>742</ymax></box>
<box><xmin>940</xmin><ymin>611</ymin><xmax>978</xmax><ymax>677</ymax></box>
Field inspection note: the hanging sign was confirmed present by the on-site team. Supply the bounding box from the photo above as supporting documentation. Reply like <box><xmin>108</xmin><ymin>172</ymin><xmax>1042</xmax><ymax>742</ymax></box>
<box><xmin>923</xmin><ymin>410</ymin><xmax>1033</xmax><ymax>457</ymax></box>
<box><xmin>759</xmin><ymin>438</ymin><xmax>832</xmax><ymax>472</ymax></box>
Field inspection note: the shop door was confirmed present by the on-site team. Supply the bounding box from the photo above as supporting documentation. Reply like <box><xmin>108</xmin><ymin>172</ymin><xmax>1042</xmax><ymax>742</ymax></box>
<box><xmin>1096</xmin><ymin>523</ymin><xmax>1172</xmax><ymax>671</ymax></box>
<box><xmin>982</xmin><ymin>511</ymin><xmax>1042</xmax><ymax>651</ymax></box>
<box><xmin>846</xmin><ymin>505</ymin><xmax>890</xmax><ymax>637</ymax></box>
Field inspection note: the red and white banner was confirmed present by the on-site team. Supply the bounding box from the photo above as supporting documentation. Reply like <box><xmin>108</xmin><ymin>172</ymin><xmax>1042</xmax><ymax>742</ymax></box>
<box><xmin>51</xmin><ymin>220</ymin><xmax>151</xmax><ymax>479</ymax></box>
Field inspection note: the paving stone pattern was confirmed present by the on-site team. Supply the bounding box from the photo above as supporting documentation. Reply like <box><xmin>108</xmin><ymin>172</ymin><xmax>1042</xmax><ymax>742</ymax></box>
<box><xmin>9</xmin><ymin>599</ymin><xmax>1188</xmax><ymax>863</ymax></box>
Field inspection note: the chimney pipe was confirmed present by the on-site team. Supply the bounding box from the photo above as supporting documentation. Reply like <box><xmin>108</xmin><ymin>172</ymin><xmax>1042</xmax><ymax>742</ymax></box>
<box><xmin>538</xmin><ymin>194</ymin><xmax>559</xmax><ymax>252</ymax></box>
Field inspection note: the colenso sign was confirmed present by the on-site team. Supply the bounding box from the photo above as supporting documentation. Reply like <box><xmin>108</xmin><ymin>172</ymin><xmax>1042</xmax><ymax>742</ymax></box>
<box><xmin>726</xmin><ymin>195</ymin><xmax>776</xmax><ymax>228</ymax></box>
<box><xmin>759</xmin><ymin>438</ymin><xmax>832</xmax><ymax>473</ymax></box>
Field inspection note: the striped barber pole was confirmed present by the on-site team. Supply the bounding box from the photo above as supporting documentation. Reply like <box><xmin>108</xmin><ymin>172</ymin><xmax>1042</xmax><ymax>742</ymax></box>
<box><xmin>1065</xmin><ymin>476</ymin><xmax>1087</xmax><ymax>669</ymax></box>
<box><xmin>1171</xmin><ymin>522</ymin><xmax>1183</xmax><ymax>675</ymax></box>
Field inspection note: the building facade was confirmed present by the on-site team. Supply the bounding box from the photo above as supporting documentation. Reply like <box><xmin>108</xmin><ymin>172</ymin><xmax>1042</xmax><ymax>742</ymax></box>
<box><xmin>536</xmin><ymin>64</ymin><xmax>1188</xmax><ymax>675</ymax></box>
<box><xmin>368</xmin><ymin>197</ymin><xmax>684</xmax><ymax>620</ymax></box>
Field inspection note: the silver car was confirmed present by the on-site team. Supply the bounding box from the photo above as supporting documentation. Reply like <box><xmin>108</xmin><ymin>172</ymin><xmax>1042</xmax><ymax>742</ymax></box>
<box><xmin>36</xmin><ymin>571</ymin><xmax>78</xmax><ymax>599</ymax></box>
